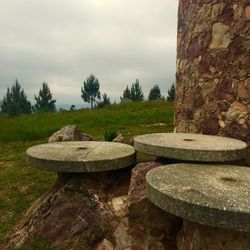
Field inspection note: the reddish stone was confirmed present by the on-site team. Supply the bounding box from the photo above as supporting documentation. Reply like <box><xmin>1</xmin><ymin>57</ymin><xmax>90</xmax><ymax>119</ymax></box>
<box><xmin>187</xmin><ymin>37</ymin><xmax>201</xmax><ymax>60</ymax></box>
<box><xmin>238</xmin><ymin>80</ymin><xmax>250</xmax><ymax>102</ymax></box>
<box><xmin>223</xmin><ymin>121</ymin><xmax>249</xmax><ymax>143</ymax></box>
<box><xmin>177</xmin><ymin>220</ymin><xmax>250</xmax><ymax>250</ymax></box>
<box><xmin>214</xmin><ymin>79</ymin><xmax>234</xmax><ymax>101</ymax></box>
<box><xmin>245</xmin><ymin>57</ymin><xmax>250</xmax><ymax>71</ymax></box>
<box><xmin>131</xmin><ymin>245</ymin><xmax>145</xmax><ymax>250</ymax></box>
<box><xmin>218</xmin><ymin>6</ymin><xmax>234</xmax><ymax>25</ymax></box>
<box><xmin>245</xmin><ymin>6</ymin><xmax>250</xmax><ymax>19</ymax></box>
<box><xmin>176</xmin><ymin>0</ymin><xmax>249</xmax><ymax>146</ymax></box>
<box><xmin>199</xmin><ymin>54</ymin><xmax>215</xmax><ymax>74</ymax></box>
<box><xmin>200</xmin><ymin>117</ymin><xmax>220</xmax><ymax>135</ymax></box>
<box><xmin>128</xmin><ymin>162</ymin><xmax>182</xmax><ymax>249</ymax></box>
<box><xmin>231</xmin><ymin>101</ymin><xmax>247</xmax><ymax>112</ymax></box>
<box><xmin>128</xmin><ymin>162</ymin><xmax>162</xmax><ymax>208</ymax></box>
<box><xmin>4</xmin><ymin>168</ymin><xmax>133</xmax><ymax>249</ymax></box>
<box><xmin>215</xmin><ymin>52</ymin><xmax>229</xmax><ymax>72</ymax></box>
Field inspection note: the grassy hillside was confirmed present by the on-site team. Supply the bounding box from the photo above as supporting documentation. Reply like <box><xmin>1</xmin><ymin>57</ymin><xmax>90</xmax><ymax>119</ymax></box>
<box><xmin>0</xmin><ymin>100</ymin><xmax>174</xmax><ymax>244</ymax></box>
<box><xmin>0</xmin><ymin>101</ymin><xmax>174</xmax><ymax>142</ymax></box>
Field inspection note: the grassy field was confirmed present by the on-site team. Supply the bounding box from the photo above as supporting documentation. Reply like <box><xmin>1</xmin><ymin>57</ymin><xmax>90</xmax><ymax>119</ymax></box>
<box><xmin>0</xmin><ymin>101</ymin><xmax>174</xmax><ymax>245</ymax></box>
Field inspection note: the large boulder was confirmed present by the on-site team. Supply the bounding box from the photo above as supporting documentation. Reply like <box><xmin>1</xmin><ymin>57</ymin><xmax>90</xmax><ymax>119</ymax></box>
<box><xmin>4</xmin><ymin>167</ymin><xmax>132</xmax><ymax>250</ymax></box>
<box><xmin>128</xmin><ymin>162</ymin><xmax>182</xmax><ymax>250</ymax></box>
<box><xmin>48</xmin><ymin>125</ymin><xmax>93</xmax><ymax>143</ymax></box>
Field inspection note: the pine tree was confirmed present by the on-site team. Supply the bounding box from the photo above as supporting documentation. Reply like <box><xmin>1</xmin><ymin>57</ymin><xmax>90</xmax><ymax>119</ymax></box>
<box><xmin>81</xmin><ymin>74</ymin><xmax>101</xmax><ymax>109</ymax></box>
<box><xmin>34</xmin><ymin>82</ymin><xmax>56</xmax><ymax>112</ymax></box>
<box><xmin>167</xmin><ymin>83</ymin><xmax>176</xmax><ymax>101</ymax></box>
<box><xmin>0</xmin><ymin>79</ymin><xmax>32</xmax><ymax>116</ymax></box>
<box><xmin>130</xmin><ymin>79</ymin><xmax>144</xmax><ymax>101</ymax></box>
<box><xmin>148</xmin><ymin>84</ymin><xmax>161</xmax><ymax>101</ymax></box>
<box><xmin>121</xmin><ymin>85</ymin><xmax>131</xmax><ymax>100</ymax></box>
<box><xmin>97</xmin><ymin>93</ymin><xmax>111</xmax><ymax>108</ymax></box>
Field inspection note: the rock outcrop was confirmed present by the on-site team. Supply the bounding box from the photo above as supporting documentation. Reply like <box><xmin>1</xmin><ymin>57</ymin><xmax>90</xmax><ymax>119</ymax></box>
<box><xmin>127</xmin><ymin>162</ymin><xmax>182</xmax><ymax>250</ymax></box>
<box><xmin>4</xmin><ymin>168</ymin><xmax>131</xmax><ymax>250</ymax></box>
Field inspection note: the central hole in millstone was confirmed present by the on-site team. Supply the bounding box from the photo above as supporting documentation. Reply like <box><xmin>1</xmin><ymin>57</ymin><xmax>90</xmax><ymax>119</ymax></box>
<box><xmin>183</xmin><ymin>139</ymin><xmax>195</xmax><ymax>142</ymax></box>
<box><xmin>221</xmin><ymin>177</ymin><xmax>237</xmax><ymax>182</ymax></box>
<box><xmin>77</xmin><ymin>147</ymin><xmax>87</xmax><ymax>150</ymax></box>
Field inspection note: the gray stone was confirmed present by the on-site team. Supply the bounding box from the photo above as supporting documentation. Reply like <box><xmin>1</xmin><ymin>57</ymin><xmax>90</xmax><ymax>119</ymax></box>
<box><xmin>134</xmin><ymin>133</ymin><xmax>247</xmax><ymax>162</ymax></box>
<box><xmin>48</xmin><ymin>125</ymin><xmax>82</xmax><ymax>142</ymax></box>
<box><xmin>146</xmin><ymin>164</ymin><xmax>250</xmax><ymax>232</ymax></box>
<box><xmin>112</xmin><ymin>134</ymin><xmax>125</xmax><ymax>143</ymax></box>
<box><xmin>27</xmin><ymin>141</ymin><xmax>136</xmax><ymax>173</ymax></box>
<box><xmin>48</xmin><ymin>125</ymin><xmax>93</xmax><ymax>143</ymax></box>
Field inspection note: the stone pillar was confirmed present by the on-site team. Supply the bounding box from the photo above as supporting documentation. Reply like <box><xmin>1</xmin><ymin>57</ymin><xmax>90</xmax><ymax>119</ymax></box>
<box><xmin>175</xmin><ymin>0</ymin><xmax>250</xmax><ymax>146</ymax></box>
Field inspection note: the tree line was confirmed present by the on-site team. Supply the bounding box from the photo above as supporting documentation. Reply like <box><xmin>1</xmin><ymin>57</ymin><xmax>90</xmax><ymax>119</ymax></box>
<box><xmin>0</xmin><ymin>74</ymin><xmax>175</xmax><ymax>116</ymax></box>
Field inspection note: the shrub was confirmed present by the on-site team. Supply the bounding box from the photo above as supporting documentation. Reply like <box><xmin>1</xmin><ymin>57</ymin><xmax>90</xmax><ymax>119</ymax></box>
<box><xmin>104</xmin><ymin>128</ymin><xmax>117</xmax><ymax>141</ymax></box>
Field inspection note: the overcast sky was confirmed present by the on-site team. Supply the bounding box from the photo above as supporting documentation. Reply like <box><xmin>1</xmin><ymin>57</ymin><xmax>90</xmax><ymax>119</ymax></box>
<box><xmin>0</xmin><ymin>0</ymin><xmax>178</xmax><ymax>106</ymax></box>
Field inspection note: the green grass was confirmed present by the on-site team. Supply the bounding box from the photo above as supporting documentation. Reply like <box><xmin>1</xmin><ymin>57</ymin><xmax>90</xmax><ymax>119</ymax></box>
<box><xmin>0</xmin><ymin>100</ymin><xmax>174</xmax><ymax>245</ymax></box>
<box><xmin>0</xmin><ymin>101</ymin><xmax>174</xmax><ymax>142</ymax></box>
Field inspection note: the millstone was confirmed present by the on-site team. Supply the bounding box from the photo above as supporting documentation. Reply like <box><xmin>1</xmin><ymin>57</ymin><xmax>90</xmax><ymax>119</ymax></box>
<box><xmin>27</xmin><ymin>141</ymin><xmax>136</xmax><ymax>172</ymax></box>
<box><xmin>146</xmin><ymin>164</ymin><xmax>250</xmax><ymax>232</ymax></box>
<box><xmin>134</xmin><ymin>133</ymin><xmax>247</xmax><ymax>162</ymax></box>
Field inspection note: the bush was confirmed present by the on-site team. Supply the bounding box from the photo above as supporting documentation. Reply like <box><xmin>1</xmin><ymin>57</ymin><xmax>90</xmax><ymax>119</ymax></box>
<box><xmin>104</xmin><ymin>128</ymin><xmax>117</xmax><ymax>141</ymax></box>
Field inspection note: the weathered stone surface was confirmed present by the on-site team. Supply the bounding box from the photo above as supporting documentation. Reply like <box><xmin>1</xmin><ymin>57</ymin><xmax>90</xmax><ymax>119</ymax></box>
<box><xmin>177</xmin><ymin>221</ymin><xmax>250</xmax><ymax>250</ymax></box>
<box><xmin>48</xmin><ymin>125</ymin><xmax>93</xmax><ymax>143</ymax></box>
<box><xmin>245</xmin><ymin>6</ymin><xmax>250</xmax><ymax>19</ymax></box>
<box><xmin>134</xmin><ymin>133</ymin><xmax>247</xmax><ymax>162</ymax></box>
<box><xmin>113</xmin><ymin>218</ymin><xmax>131</xmax><ymax>250</ymax></box>
<box><xmin>128</xmin><ymin>162</ymin><xmax>182</xmax><ymax>250</ymax></box>
<box><xmin>95</xmin><ymin>239</ymin><xmax>114</xmax><ymax>250</ymax></box>
<box><xmin>112</xmin><ymin>134</ymin><xmax>125</xmax><ymax>143</ymax></box>
<box><xmin>111</xmin><ymin>195</ymin><xmax>127</xmax><ymax>217</ymax></box>
<box><xmin>146</xmin><ymin>164</ymin><xmax>250</xmax><ymax>232</ymax></box>
<box><xmin>27</xmin><ymin>141</ymin><xmax>136</xmax><ymax>172</ymax></box>
<box><xmin>175</xmin><ymin>1</ymin><xmax>250</xmax><ymax>146</ymax></box>
<box><xmin>80</xmin><ymin>133</ymin><xmax>93</xmax><ymax>141</ymax></box>
<box><xmin>4</xmin><ymin>165</ymin><xmax>134</xmax><ymax>250</ymax></box>
<box><xmin>210</xmin><ymin>22</ymin><xmax>230</xmax><ymax>49</ymax></box>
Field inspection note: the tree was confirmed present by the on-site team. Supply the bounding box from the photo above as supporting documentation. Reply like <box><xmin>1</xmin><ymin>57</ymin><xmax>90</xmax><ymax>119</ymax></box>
<box><xmin>33</xmin><ymin>82</ymin><xmax>56</xmax><ymax>112</ymax></box>
<box><xmin>81</xmin><ymin>74</ymin><xmax>101</xmax><ymax>109</ymax></box>
<box><xmin>130</xmin><ymin>79</ymin><xmax>144</xmax><ymax>101</ymax></box>
<box><xmin>148</xmin><ymin>84</ymin><xmax>161</xmax><ymax>101</ymax></box>
<box><xmin>70</xmin><ymin>105</ymin><xmax>76</xmax><ymax>111</ymax></box>
<box><xmin>167</xmin><ymin>83</ymin><xmax>176</xmax><ymax>101</ymax></box>
<box><xmin>0</xmin><ymin>79</ymin><xmax>32</xmax><ymax>116</ymax></box>
<box><xmin>121</xmin><ymin>85</ymin><xmax>131</xmax><ymax>100</ymax></box>
<box><xmin>97</xmin><ymin>93</ymin><xmax>111</xmax><ymax>108</ymax></box>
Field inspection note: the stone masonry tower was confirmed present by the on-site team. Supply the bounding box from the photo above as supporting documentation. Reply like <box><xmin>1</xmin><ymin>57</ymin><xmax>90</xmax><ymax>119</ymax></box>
<box><xmin>175</xmin><ymin>0</ymin><xmax>250</xmax><ymax>146</ymax></box>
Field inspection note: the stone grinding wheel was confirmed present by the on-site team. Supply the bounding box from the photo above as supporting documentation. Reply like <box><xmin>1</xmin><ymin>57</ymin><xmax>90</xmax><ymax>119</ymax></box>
<box><xmin>146</xmin><ymin>164</ymin><xmax>250</xmax><ymax>232</ymax></box>
<box><xmin>134</xmin><ymin>133</ymin><xmax>247</xmax><ymax>162</ymax></box>
<box><xmin>27</xmin><ymin>141</ymin><xmax>136</xmax><ymax>172</ymax></box>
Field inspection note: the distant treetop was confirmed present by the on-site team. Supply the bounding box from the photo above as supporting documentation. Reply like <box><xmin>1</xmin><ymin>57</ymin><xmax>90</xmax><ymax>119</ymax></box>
<box><xmin>81</xmin><ymin>74</ymin><xmax>101</xmax><ymax>109</ymax></box>
<box><xmin>148</xmin><ymin>84</ymin><xmax>161</xmax><ymax>101</ymax></box>
<box><xmin>0</xmin><ymin>79</ymin><xmax>32</xmax><ymax>116</ymax></box>
<box><xmin>34</xmin><ymin>82</ymin><xmax>56</xmax><ymax>112</ymax></box>
<box><xmin>167</xmin><ymin>83</ymin><xmax>176</xmax><ymax>101</ymax></box>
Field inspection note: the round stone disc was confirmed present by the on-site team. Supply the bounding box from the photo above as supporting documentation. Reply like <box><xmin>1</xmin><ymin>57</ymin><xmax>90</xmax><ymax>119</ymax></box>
<box><xmin>146</xmin><ymin>164</ymin><xmax>250</xmax><ymax>232</ymax></box>
<box><xmin>134</xmin><ymin>133</ymin><xmax>247</xmax><ymax>162</ymax></box>
<box><xmin>27</xmin><ymin>141</ymin><xmax>136</xmax><ymax>173</ymax></box>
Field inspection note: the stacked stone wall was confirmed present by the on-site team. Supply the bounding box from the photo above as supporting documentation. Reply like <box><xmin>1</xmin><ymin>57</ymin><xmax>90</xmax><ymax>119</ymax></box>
<box><xmin>175</xmin><ymin>0</ymin><xmax>250</xmax><ymax>145</ymax></box>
